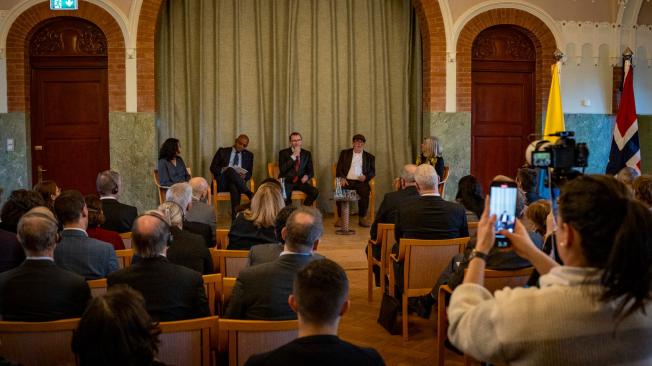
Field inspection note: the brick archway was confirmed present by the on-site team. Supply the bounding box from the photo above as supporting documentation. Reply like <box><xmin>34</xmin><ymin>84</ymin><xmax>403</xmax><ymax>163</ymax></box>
<box><xmin>6</xmin><ymin>2</ymin><xmax>125</xmax><ymax>112</ymax></box>
<box><xmin>456</xmin><ymin>8</ymin><xmax>557</xmax><ymax>114</ymax></box>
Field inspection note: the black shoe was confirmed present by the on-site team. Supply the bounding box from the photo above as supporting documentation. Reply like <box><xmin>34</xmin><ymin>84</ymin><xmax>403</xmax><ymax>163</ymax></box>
<box><xmin>444</xmin><ymin>339</ymin><xmax>463</xmax><ymax>356</ymax></box>
<box><xmin>416</xmin><ymin>295</ymin><xmax>433</xmax><ymax>319</ymax></box>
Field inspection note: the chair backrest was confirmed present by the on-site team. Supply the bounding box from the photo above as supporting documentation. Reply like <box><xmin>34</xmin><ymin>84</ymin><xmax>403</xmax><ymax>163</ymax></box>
<box><xmin>0</xmin><ymin>318</ymin><xmax>80</xmax><ymax>366</ymax></box>
<box><xmin>467</xmin><ymin>221</ymin><xmax>479</xmax><ymax>240</ymax></box>
<box><xmin>221</xmin><ymin>277</ymin><xmax>237</xmax><ymax>312</ymax></box>
<box><xmin>203</xmin><ymin>273</ymin><xmax>222</xmax><ymax>316</ymax></box>
<box><xmin>119</xmin><ymin>231</ymin><xmax>132</xmax><ymax>249</ymax></box>
<box><xmin>158</xmin><ymin>316</ymin><xmax>218</xmax><ymax>366</ymax></box>
<box><xmin>115</xmin><ymin>248</ymin><xmax>134</xmax><ymax>269</ymax></box>
<box><xmin>87</xmin><ymin>278</ymin><xmax>108</xmax><ymax>298</ymax></box>
<box><xmin>401</xmin><ymin>237</ymin><xmax>469</xmax><ymax>294</ymax></box>
<box><xmin>153</xmin><ymin>169</ymin><xmax>167</xmax><ymax>204</ymax></box>
<box><xmin>216</xmin><ymin>229</ymin><xmax>230</xmax><ymax>249</ymax></box>
<box><xmin>483</xmin><ymin>267</ymin><xmax>534</xmax><ymax>293</ymax></box>
<box><xmin>267</xmin><ymin>162</ymin><xmax>279</xmax><ymax>179</ymax></box>
<box><xmin>218</xmin><ymin>319</ymin><xmax>299</xmax><ymax>366</ymax></box>
<box><xmin>376</xmin><ymin>223</ymin><xmax>396</xmax><ymax>270</ymax></box>
<box><xmin>209</xmin><ymin>248</ymin><xmax>220</xmax><ymax>273</ymax></box>
<box><xmin>217</xmin><ymin>250</ymin><xmax>249</xmax><ymax>277</ymax></box>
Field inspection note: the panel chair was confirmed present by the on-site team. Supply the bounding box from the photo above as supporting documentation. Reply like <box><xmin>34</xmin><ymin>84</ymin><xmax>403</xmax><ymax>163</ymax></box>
<box><xmin>0</xmin><ymin>318</ymin><xmax>80</xmax><ymax>366</ymax></box>
<box><xmin>216</xmin><ymin>228</ymin><xmax>230</xmax><ymax>249</ymax></box>
<box><xmin>119</xmin><ymin>231</ymin><xmax>132</xmax><ymax>249</ymax></box>
<box><xmin>158</xmin><ymin>316</ymin><xmax>218</xmax><ymax>366</ymax></box>
<box><xmin>366</xmin><ymin>223</ymin><xmax>395</xmax><ymax>301</ymax></box>
<box><xmin>212</xmin><ymin>178</ymin><xmax>255</xmax><ymax>221</ymax></box>
<box><xmin>87</xmin><ymin>278</ymin><xmax>108</xmax><ymax>298</ymax></box>
<box><xmin>203</xmin><ymin>273</ymin><xmax>222</xmax><ymax>316</ymax></box>
<box><xmin>153</xmin><ymin>167</ymin><xmax>192</xmax><ymax>204</ymax></box>
<box><xmin>115</xmin><ymin>248</ymin><xmax>134</xmax><ymax>269</ymax></box>
<box><xmin>331</xmin><ymin>163</ymin><xmax>375</xmax><ymax>224</ymax></box>
<box><xmin>389</xmin><ymin>237</ymin><xmax>469</xmax><ymax>340</ymax></box>
<box><xmin>219</xmin><ymin>319</ymin><xmax>299</xmax><ymax>366</ymax></box>
<box><xmin>267</xmin><ymin>162</ymin><xmax>317</xmax><ymax>207</ymax></box>
<box><xmin>436</xmin><ymin>267</ymin><xmax>533</xmax><ymax>366</ymax></box>
<box><xmin>216</xmin><ymin>249</ymin><xmax>249</xmax><ymax>278</ymax></box>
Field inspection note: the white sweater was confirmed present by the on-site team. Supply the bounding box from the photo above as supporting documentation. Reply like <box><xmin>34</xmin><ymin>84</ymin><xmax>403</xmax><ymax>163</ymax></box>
<box><xmin>447</xmin><ymin>266</ymin><xmax>652</xmax><ymax>365</ymax></box>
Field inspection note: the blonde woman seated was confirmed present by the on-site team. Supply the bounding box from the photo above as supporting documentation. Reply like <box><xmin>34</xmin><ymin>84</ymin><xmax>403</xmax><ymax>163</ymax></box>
<box><xmin>416</xmin><ymin>136</ymin><xmax>445</xmax><ymax>180</ymax></box>
<box><xmin>447</xmin><ymin>175</ymin><xmax>652</xmax><ymax>365</ymax></box>
<box><xmin>227</xmin><ymin>182</ymin><xmax>285</xmax><ymax>250</ymax></box>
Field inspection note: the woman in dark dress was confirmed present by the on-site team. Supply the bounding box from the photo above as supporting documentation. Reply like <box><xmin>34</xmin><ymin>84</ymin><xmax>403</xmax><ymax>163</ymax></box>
<box><xmin>416</xmin><ymin>136</ymin><xmax>445</xmax><ymax>180</ymax></box>
<box><xmin>228</xmin><ymin>182</ymin><xmax>285</xmax><ymax>250</ymax></box>
<box><xmin>455</xmin><ymin>175</ymin><xmax>484</xmax><ymax>222</ymax></box>
<box><xmin>157</xmin><ymin>138</ymin><xmax>191</xmax><ymax>186</ymax></box>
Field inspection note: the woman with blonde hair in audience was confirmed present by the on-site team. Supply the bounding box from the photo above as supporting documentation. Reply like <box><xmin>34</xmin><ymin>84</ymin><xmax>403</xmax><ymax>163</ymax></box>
<box><xmin>448</xmin><ymin>175</ymin><xmax>652</xmax><ymax>365</ymax></box>
<box><xmin>84</xmin><ymin>194</ymin><xmax>124</xmax><ymax>250</ymax></box>
<box><xmin>416</xmin><ymin>136</ymin><xmax>445</xmax><ymax>180</ymax></box>
<box><xmin>228</xmin><ymin>182</ymin><xmax>284</xmax><ymax>250</ymax></box>
<box><xmin>33</xmin><ymin>180</ymin><xmax>60</xmax><ymax>210</ymax></box>
<box><xmin>157</xmin><ymin>137</ymin><xmax>190</xmax><ymax>186</ymax></box>
<box><xmin>633</xmin><ymin>175</ymin><xmax>652</xmax><ymax>210</ymax></box>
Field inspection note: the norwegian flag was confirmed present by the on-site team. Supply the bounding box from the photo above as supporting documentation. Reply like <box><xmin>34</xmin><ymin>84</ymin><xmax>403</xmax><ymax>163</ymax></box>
<box><xmin>606</xmin><ymin>60</ymin><xmax>641</xmax><ymax>174</ymax></box>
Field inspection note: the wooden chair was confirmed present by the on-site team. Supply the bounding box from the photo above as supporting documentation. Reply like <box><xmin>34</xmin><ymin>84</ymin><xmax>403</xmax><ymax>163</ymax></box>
<box><xmin>216</xmin><ymin>228</ymin><xmax>230</xmax><ymax>249</ymax></box>
<box><xmin>213</xmin><ymin>178</ymin><xmax>255</xmax><ymax>221</ymax></box>
<box><xmin>209</xmin><ymin>248</ymin><xmax>220</xmax><ymax>273</ymax></box>
<box><xmin>158</xmin><ymin>316</ymin><xmax>218</xmax><ymax>366</ymax></box>
<box><xmin>219</xmin><ymin>319</ymin><xmax>299</xmax><ymax>366</ymax></box>
<box><xmin>153</xmin><ymin>167</ymin><xmax>192</xmax><ymax>204</ymax></box>
<box><xmin>389</xmin><ymin>237</ymin><xmax>469</xmax><ymax>340</ymax></box>
<box><xmin>0</xmin><ymin>318</ymin><xmax>80</xmax><ymax>366</ymax></box>
<box><xmin>203</xmin><ymin>273</ymin><xmax>222</xmax><ymax>316</ymax></box>
<box><xmin>220</xmin><ymin>277</ymin><xmax>237</xmax><ymax>315</ymax></box>
<box><xmin>115</xmin><ymin>248</ymin><xmax>134</xmax><ymax>269</ymax></box>
<box><xmin>267</xmin><ymin>162</ymin><xmax>317</xmax><ymax>207</ymax></box>
<box><xmin>467</xmin><ymin>221</ymin><xmax>479</xmax><ymax>240</ymax></box>
<box><xmin>436</xmin><ymin>267</ymin><xmax>533</xmax><ymax>366</ymax></box>
<box><xmin>216</xmin><ymin>250</ymin><xmax>249</xmax><ymax>277</ymax></box>
<box><xmin>366</xmin><ymin>223</ymin><xmax>395</xmax><ymax>301</ymax></box>
<box><xmin>87</xmin><ymin>278</ymin><xmax>108</xmax><ymax>298</ymax></box>
<box><xmin>331</xmin><ymin>162</ymin><xmax>375</xmax><ymax>223</ymax></box>
<box><xmin>119</xmin><ymin>231</ymin><xmax>132</xmax><ymax>249</ymax></box>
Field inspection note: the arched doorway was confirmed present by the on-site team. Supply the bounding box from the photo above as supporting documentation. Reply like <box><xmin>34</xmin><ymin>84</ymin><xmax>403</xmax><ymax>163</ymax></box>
<box><xmin>29</xmin><ymin>17</ymin><xmax>110</xmax><ymax>194</ymax></box>
<box><xmin>471</xmin><ymin>25</ymin><xmax>535</xmax><ymax>190</ymax></box>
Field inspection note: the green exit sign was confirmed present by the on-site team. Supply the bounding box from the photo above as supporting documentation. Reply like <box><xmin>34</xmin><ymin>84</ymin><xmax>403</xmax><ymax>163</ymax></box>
<box><xmin>50</xmin><ymin>0</ymin><xmax>78</xmax><ymax>10</ymax></box>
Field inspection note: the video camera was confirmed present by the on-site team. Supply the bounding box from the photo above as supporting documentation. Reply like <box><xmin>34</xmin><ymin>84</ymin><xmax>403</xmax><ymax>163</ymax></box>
<box><xmin>526</xmin><ymin>131</ymin><xmax>589</xmax><ymax>187</ymax></box>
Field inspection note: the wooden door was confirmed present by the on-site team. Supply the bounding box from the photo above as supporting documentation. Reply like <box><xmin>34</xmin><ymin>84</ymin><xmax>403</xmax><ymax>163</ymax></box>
<box><xmin>471</xmin><ymin>26</ymin><xmax>535</xmax><ymax>191</ymax></box>
<box><xmin>29</xmin><ymin>17</ymin><xmax>109</xmax><ymax>194</ymax></box>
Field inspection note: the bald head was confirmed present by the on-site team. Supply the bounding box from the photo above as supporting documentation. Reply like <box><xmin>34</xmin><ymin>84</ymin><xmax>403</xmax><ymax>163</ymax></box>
<box><xmin>400</xmin><ymin>164</ymin><xmax>418</xmax><ymax>186</ymax></box>
<box><xmin>284</xmin><ymin>207</ymin><xmax>323</xmax><ymax>253</ymax></box>
<box><xmin>414</xmin><ymin>164</ymin><xmax>439</xmax><ymax>193</ymax></box>
<box><xmin>189</xmin><ymin>177</ymin><xmax>209</xmax><ymax>202</ymax></box>
<box><xmin>17</xmin><ymin>207</ymin><xmax>60</xmax><ymax>255</ymax></box>
<box><xmin>131</xmin><ymin>211</ymin><xmax>170</xmax><ymax>258</ymax></box>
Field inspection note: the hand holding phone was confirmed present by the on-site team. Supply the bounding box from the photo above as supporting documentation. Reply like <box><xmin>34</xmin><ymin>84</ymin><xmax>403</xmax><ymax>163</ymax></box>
<box><xmin>489</xmin><ymin>181</ymin><xmax>518</xmax><ymax>248</ymax></box>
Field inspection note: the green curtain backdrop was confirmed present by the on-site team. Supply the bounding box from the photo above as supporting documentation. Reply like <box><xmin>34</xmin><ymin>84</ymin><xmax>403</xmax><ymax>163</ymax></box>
<box><xmin>156</xmin><ymin>0</ymin><xmax>422</xmax><ymax>210</ymax></box>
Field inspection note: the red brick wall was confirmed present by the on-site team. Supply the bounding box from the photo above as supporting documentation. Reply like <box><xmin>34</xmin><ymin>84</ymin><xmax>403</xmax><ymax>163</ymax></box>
<box><xmin>136</xmin><ymin>0</ymin><xmax>164</xmax><ymax>112</ymax></box>
<box><xmin>413</xmin><ymin>0</ymin><xmax>446</xmax><ymax>112</ymax></box>
<box><xmin>6</xmin><ymin>2</ymin><xmax>125</xmax><ymax>112</ymax></box>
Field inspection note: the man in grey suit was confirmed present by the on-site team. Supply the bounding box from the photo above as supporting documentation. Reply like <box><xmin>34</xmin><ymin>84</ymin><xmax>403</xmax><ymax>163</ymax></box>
<box><xmin>54</xmin><ymin>190</ymin><xmax>119</xmax><ymax>280</ymax></box>
<box><xmin>186</xmin><ymin>177</ymin><xmax>216</xmax><ymax>244</ymax></box>
<box><xmin>225</xmin><ymin>206</ymin><xmax>323</xmax><ymax>320</ymax></box>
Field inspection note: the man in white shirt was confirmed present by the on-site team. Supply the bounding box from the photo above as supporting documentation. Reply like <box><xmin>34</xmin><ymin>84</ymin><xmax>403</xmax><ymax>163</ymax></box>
<box><xmin>335</xmin><ymin>134</ymin><xmax>375</xmax><ymax>227</ymax></box>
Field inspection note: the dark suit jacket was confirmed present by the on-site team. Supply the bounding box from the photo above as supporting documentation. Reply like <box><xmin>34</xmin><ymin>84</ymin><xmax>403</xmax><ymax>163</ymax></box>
<box><xmin>107</xmin><ymin>256</ymin><xmax>209</xmax><ymax>321</ymax></box>
<box><xmin>395</xmin><ymin>196</ymin><xmax>468</xmax><ymax>244</ymax></box>
<box><xmin>0</xmin><ymin>229</ymin><xmax>25</xmax><ymax>273</ymax></box>
<box><xmin>227</xmin><ymin>214</ymin><xmax>278</xmax><ymax>250</ymax></box>
<box><xmin>54</xmin><ymin>229</ymin><xmax>119</xmax><ymax>280</ymax></box>
<box><xmin>369</xmin><ymin>186</ymin><xmax>419</xmax><ymax>239</ymax></box>
<box><xmin>184</xmin><ymin>220</ymin><xmax>213</xmax><ymax>248</ymax></box>
<box><xmin>167</xmin><ymin>227</ymin><xmax>212</xmax><ymax>274</ymax></box>
<box><xmin>0</xmin><ymin>259</ymin><xmax>90</xmax><ymax>321</ymax></box>
<box><xmin>336</xmin><ymin>148</ymin><xmax>375</xmax><ymax>180</ymax></box>
<box><xmin>247</xmin><ymin>244</ymin><xmax>324</xmax><ymax>267</ymax></box>
<box><xmin>100</xmin><ymin>198</ymin><xmax>138</xmax><ymax>233</ymax></box>
<box><xmin>278</xmin><ymin>148</ymin><xmax>314</xmax><ymax>181</ymax></box>
<box><xmin>245</xmin><ymin>335</ymin><xmax>385</xmax><ymax>366</ymax></box>
<box><xmin>225</xmin><ymin>253</ymin><xmax>317</xmax><ymax>320</ymax></box>
<box><xmin>210</xmin><ymin>147</ymin><xmax>254</xmax><ymax>183</ymax></box>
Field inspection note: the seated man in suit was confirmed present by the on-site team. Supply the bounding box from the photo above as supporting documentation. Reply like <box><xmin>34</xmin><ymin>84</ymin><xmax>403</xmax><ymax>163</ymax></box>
<box><xmin>96</xmin><ymin>170</ymin><xmax>138</xmax><ymax>233</ymax></box>
<box><xmin>108</xmin><ymin>211</ymin><xmax>209</xmax><ymax>321</ymax></box>
<box><xmin>225</xmin><ymin>206</ymin><xmax>323</xmax><ymax>320</ymax></box>
<box><xmin>187</xmin><ymin>177</ymin><xmax>216</xmax><ymax>243</ymax></box>
<box><xmin>166</xmin><ymin>183</ymin><xmax>213</xmax><ymax>247</ymax></box>
<box><xmin>245</xmin><ymin>259</ymin><xmax>385</xmax><ymax>365</ymax></box>
<box><xmin>0</xmin><ymin>208</ymin><xmax>90</xmax><ymax>321</ymax></box>
<box><xmin>278</xmin><ymin>132</ymin><xmax>319</xmax><ymax>206</ymax></box>
<box><xmin>210</xmin><ymin>134</ymin><xmax>254</xmax><ymax>219</ymax></box>
<box><xmin>335</xmin><ymin>134</ymin><xmax>375</xmax><ymax>228</ymax></box>
<box><xmin>159</xmin><ymin>201</ymin><xmax>212</xmax><ymax>274</ymax></box>
<box><xmin>54</xmin><ymin>190</ymin><xmax>119</xmax><ymax>280</ymax></box>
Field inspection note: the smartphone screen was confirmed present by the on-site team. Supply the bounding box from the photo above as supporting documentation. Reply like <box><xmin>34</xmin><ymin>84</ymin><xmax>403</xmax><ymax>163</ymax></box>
<box><xmin>490</xmin><ymin>182</ymin><xmax>518</xmax><ymax>248</ymax></box>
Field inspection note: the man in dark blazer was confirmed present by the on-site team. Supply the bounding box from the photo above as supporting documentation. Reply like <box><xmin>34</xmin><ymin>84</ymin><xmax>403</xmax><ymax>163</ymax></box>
<box><xmin>96</xmin><ymin>170</ymin><xmax>138</xmax><ymax>233</ymax></box>
<box><xmin>245</xmin><ymin>259</ymin><xmax>385</xmax><ymax>365</ymax></box>
<box><xmin>54</xmin><ymin>190</ymin><xmax>119</xmax><ymax>280</ymax></box>
<box><xmin>278</xmin><ymin>132</ymin><xmax>319</xmax><ymax>206</ymax></box>
<box><xmin>0</xmin><ymin>209</ymin><xmax>90</xmax><ymax>321</ymax></box>
<box><xmin>335</xmin><ymin>134</ymin><xmax>375</xmax><ymax>227</ymax></box>
<box><xmin>108</xmin><ymin>210</ymin><xmax>210</xmax><ymax>322</ymax></box>
<box><xmin>210</xmin><ymin>134</ymin><xmax>254</xmax><ymax>219</ymax></box>
<box><xmin>225</xmin><ymin>206</ymin><xmax>323</xmax><ymax>320</ymax></box>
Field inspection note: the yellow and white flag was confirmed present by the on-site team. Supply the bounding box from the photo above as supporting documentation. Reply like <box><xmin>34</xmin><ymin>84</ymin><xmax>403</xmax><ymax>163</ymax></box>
<box><xmin>543</xmin><ymin>62</ymin><xmax>565</xmax><ymax>143</ymax></box>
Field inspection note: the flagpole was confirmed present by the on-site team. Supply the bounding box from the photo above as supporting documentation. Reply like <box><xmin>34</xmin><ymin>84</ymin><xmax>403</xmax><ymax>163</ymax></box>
<box><xmin>622</xmin><ymin>47</ymin><xmax>633</xmax><ymax>85</ymax></box>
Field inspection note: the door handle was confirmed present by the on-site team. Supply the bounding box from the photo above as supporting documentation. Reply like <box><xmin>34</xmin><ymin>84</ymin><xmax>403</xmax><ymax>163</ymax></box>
<box><xmin>37</xmin><ymin>165</ymin><xmax>47</xmax><ymax>182</ymax></box>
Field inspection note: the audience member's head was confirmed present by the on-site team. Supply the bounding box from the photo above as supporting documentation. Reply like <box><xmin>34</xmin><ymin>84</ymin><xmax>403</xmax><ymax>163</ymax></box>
<box><xmin>84</xmin><ymin>194</ymin><xmax>106</xmax><ymax>229</ymax></box>
<box><xmin>54</xmin><ymin>190</ymin><xmax>87</xmax><ymax>228</ymax></box>
<box><xmin>414</xmin><ymin>164</ymin><xmax>439</xmax><ymax>194</ymax></box>
<box><xmin>0</xmin><ymin>189</ymin><xmax>45</xmax><ymax>232</ymax></box>
<box><xmin>399</xmin><ymin>164</ymin><xmax>417</xmax><ymax>188</ymax></box>
<box><xmin>420</xmin><ymin>136</ymin><xmax>442</xmax><ymax>158</ymax></box>
<box><xmin>72</xmin><ymin>285</ymin><xmax>161</xmax><ymax>366</ymax></box>
<box><xmin>274</xmin><ymin>205</ymin><xmax>298</xmax><ymax>243</ymax></box>
<box><xmin>16</xmin><ymin>208</ymin><xmax>59</xmax><ymax>256</ymax></box>
<box><xmin>616</xmin><ymin>166</ymin><xmax>640</xmax><ymax>190</ymax></box>
<box><xmin>189</xmin><ymin>177</ymin><xmax>209</xmax><ymax>203</ymax></box>
<box><xmin>516</xmin><ymin>168</ymin><xmax>537</xmax><ymax>192</ymax></box>
<box><xmin>290</xmin><ymin>259</ymin><xmax>349</xmax><ymax>329</ymax></box>
<box><xmin>243</xmin><ymin>182</ymin><xmax>284</xmax><ymax>228</ymax></box>
<box><xmin>96</xmin><ymin>170</ymin><xmax>123</xmax><ymax>198</ymax></box>
<box><xmin>524</xmin><ymin>199</ymin><xmax>551</xmax><ymax>236</ymax></box>
<box><xmin>158</xmin><ymin>201</ymin><xmax>184</xmax><ymax>230</ymax></box>
<box><xmin>283</xmin><ymin>206</ymin><xmax>323</xmax><ymax>253</ymax></box>
<box><xmin>158</xmin><ymin>137</ymin><xmax>180</xmax><ymax>161</ymax></box>
<box><xmin>455</xmin><ymin>175</ymin><xmax>484</xmax><ymax>219</ymax></box>
<box><xmin>131</xmin><ymin>210</ymin><xmax>171</xmax><ymax>258</ymax></box>
<box><xmin>633</xmin><ymin>175</ymin><xmax>652</xmax><ymax>209</ymax></box>
<box><xmin>33</xmin><ymin>180</ymin><xmax>60</xmax><ymax>207</ymax></box>
<box><xmin>165</xmin><ymin>182</ymin><xmax>193</xmax><ymax>212</ymax></box>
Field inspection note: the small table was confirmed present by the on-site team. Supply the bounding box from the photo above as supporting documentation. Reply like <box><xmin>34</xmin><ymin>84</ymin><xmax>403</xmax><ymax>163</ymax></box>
<box><xmin>334</xmin><ymin>195</ymin><xmax>359</xmax><ymax>235</ymax></box>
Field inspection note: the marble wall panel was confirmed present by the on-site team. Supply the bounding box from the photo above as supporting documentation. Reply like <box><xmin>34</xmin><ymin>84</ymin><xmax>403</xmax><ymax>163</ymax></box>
<box><xmin>0</xmin><ymin>113</ymin><xmax>28</xmax><ymax>202</ymax></box>
<box><xmin>637</xmin><ymin>115</ymin><xmax>652</xmax><ymax>174</ymax></box>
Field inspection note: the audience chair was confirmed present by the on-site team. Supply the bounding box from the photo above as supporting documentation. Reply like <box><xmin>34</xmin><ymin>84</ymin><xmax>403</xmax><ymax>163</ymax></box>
<box><xmin>267</xmin><ymin>162</ymin><xmax>317</xmax><ymax>207</ymax></box>
<box><xmin>119</xmin><ymin>231</ymin><xmax>132</xmax><ymax>249</ymax></box>
<box><xmin>467</xmin><ymin>222</ymin><xmax>479</xmax><ymax>240</ymax></box>
<box><xmin>220</xmin><ymin>277</ymin><xmax>237</xmax><ymax>316</ymax></box>
<box><xmin>158</xmin><ymin>316</ymin><xmax>218</xmax><ymax>366</ymax></box>
<box><xmin>216</xmin><ymin>228</ymin><xmax>230</xmax><ymax>249</ymax></box>
<box><xmin>115</xmin><ymin>248</ymin><xmax>134</xmax><ymax>269</ymax></box>
<box><xmin>87</xmin><ymin>278</ymin><xmax>108</xmax><ymax>298</ymax></box>
<box><xmin>436</xmin><ymin>267</ymin><xmax>533</xmax><ymax>366</ymax></box>
<box><xmin>218</xmin><ymin>319</ymin><xmax>299</xmax><ymax>366</ymax></box>
<box><xmin>366</xmin><ymin>223</ymin><xmax>395</xmax><ymax>301</ymax></box>
<box><xmin>0</xmin><ymin>318</ymin><xmax>80</xmax><ymax>366</ymax></box>
<box><xmin>390</xmin><ymin>237</ymin><xmax>469</xmax><ymax>340</ymax></box>
<box><xmin>331</xmin><ymin>163</ymin><xmax>375</xmax><ymax>223</ymax></box>
<box><xmin>203</xmin><ymin>273</ymin><xmax>222</xmax><ymax>316</ymax></box>
<box><xmin>209</xmin><ymin>248</ymin><xmax>220</xmax><ymax>273</ymax></box>
<box><xmin>212</xmin><ymin>178</ymin><xmax>255</xmax><ymax>221</ymax></box>
<box><xmin>216</xmin><ymin>250</ymin><xmax>249</xmax><ymax>278</ymax></box>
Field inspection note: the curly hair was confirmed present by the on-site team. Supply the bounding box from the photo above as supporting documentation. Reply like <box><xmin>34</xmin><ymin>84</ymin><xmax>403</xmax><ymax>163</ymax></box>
<box><xmin>158</xmin><ymin>138</ymin><xmax>180</xmax><ymax>161</ymax></box>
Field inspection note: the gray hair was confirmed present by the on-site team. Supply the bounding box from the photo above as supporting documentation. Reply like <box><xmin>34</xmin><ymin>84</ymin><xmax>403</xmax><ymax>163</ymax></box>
<box><xmin>17</xmin><ymin>207</ymin><xmax>59</xmax><ymax>253</ymax></box>
<box><xmin>400</xmin><ymin>164</ymin><xmax>417</xmax><ymax>183</ymax></box>
<box><xmin>189</xmin><ymin>177</ymin><xmax>209</xmax><ymax>202</ymax></box>
<box><xmin>285</xmin><ymin>206</ymin><xmax>323</xmax><ymax>251</ymax></box>
<box><xmin>96</xmin><ymin>170</ymin><xmax>122</xmax><ymax>197</ymax></box>
<box><xmin>415</xmin><ymin>164</ymin><xmax>438</xmax><ymax>191</ymax></box>
<box><xmin>131</xmin><ymin>210</ymin><xmax>170</xmax><ymax>258</ymax></box>
<box><xmin>165</xmin><ymin>183</ymin><xmax>192</xmax><ymax>211</ymax></box>
<box><xmin>423</xmin><ymin>136</ymin><xmax>442</xmax><ymax>158</ymax></box>
<box><xmin>158</xmin><ymin>202</ymin><xmax>184</xmax><ymax>229</ymax></box>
